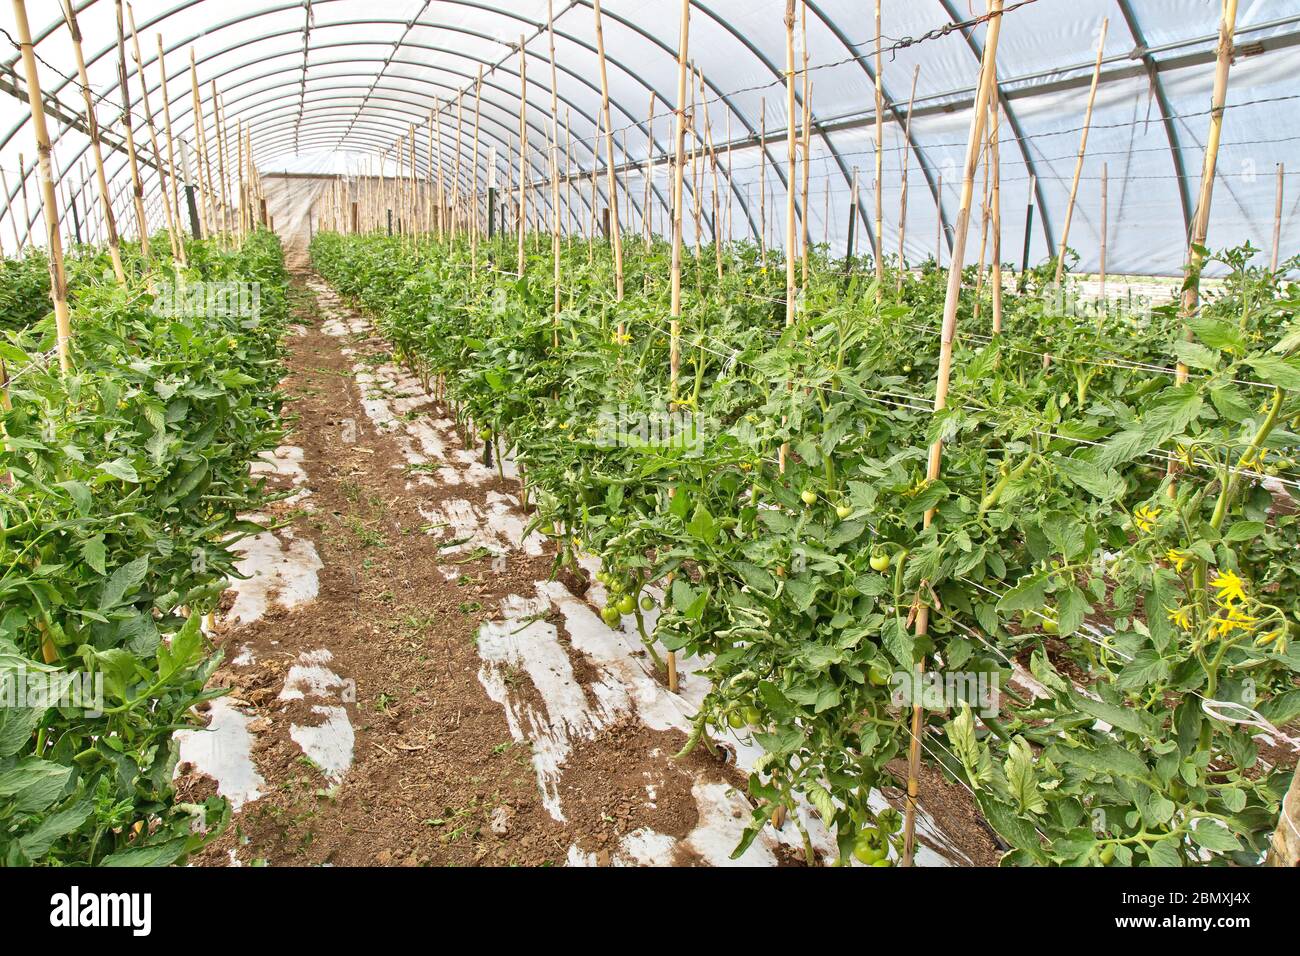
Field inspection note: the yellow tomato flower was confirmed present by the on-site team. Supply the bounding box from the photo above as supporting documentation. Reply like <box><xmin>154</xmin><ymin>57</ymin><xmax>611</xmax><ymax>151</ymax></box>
<box><xmin>1210</xmin><ymin>605</ymin><xmax>1258</xmax><ymax>639</ymax></box>
<box><xmin>1165</xmin><ymin>549</ymin><xmax>1191</xmax><ymax>573</ymax></box>
<box><xmin>1209</xmin><ymin>568</ymin><xmax>1247</xmax><ymax>606</ymax></box>
<box><xmin>1133</xmin><ymin>505</ymin><xmax>1161</xmax><ymax>533</ymax></box>
<box><xmin>1167</xmin><ymin>605</ymin><xmax>1193</xmax><ymax>631</ymax></box>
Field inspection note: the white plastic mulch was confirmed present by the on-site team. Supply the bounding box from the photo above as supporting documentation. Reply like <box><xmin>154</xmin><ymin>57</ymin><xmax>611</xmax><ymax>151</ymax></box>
<box><xmin>178</xmin><ymin>278</ymin><xmax>970</xmax><ymax>866</ymax></box>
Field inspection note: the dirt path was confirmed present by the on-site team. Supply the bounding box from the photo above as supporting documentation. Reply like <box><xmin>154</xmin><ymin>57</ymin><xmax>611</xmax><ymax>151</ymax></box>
<box><xmin>175</xmin><ymin>273</ymin><xmax>994</xmax><ymax>867</ymax></box>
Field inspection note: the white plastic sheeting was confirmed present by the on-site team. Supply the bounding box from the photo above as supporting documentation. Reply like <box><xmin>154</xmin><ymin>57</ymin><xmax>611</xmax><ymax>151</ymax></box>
<box><xmin>1</xmin><ymin>0</ymin><xmax>1298</xmax><ymax>274</ymax></box>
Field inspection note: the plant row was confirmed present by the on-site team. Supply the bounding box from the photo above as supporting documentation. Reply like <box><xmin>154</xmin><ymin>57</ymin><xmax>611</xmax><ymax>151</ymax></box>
<box><xmin>0</xmin><ymin>230</ymin><xmax>289</xmax><ymax>865</ymax></box>
<box><xmin>312</xmin><ymin>230</ymin><xmax>1300</xmax><ymax>866</ymax></box>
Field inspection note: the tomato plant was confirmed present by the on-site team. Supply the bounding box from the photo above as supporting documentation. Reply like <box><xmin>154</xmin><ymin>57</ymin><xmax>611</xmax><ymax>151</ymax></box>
<box><xmin>313</xmin><ymin>228</ymin><xmax>1300</xmax><ymax>866</ymax></box>
<box><xmin>0</xmin><ymin>229</ymin><xmax>289</xmax><ymax>865</ymax></box>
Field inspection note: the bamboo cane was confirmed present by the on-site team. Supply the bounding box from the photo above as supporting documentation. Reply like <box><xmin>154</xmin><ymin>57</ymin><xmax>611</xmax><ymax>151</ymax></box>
<box><xmin>644</xmin><ymin>93</ymin><xmax>656</xmax><ymax>250</ymax></box>
<box><xmin>1267</xmin><ymin>763</ymin><xmax>1300</xmax><ymax>866</ymax></box>
<box><xmin>873</xmin><ymin>0</ymin><xmax>884</xmax><ymax>287</ymax></box>
<box><xmin>666</xmin><ymin>0</ymin><xmax>691</xmax><ymax>696</ymax></box>
<box><xmin>935</xmin><ymin>172</ymin><xmax>942</xmax><ymax>266</ymax></box>
<box><xmin>547</xmin><ymin>1</ymin><xmax>562</xmax><ymax>331</ymax></box>
<box><xmin>902</xmin><ymin>0</ymin><xmax>1004</xmax><ymax>868</ymax></box>
<box><xmin>704</xmin><ymin>90</ymin><xmax>723</xmax><ymax>282</ymax></box>
<box><xmin>1169</xmin><ymin>0</ymin><xmax>1238</xmax><ymax>491</ymax></box>
<box><xmin>60</xmin><ymin>0</ymin><xmax>126</xmax><ymax>282</ymax></box>
<box><xmin>126</xmin><ymin>4</ymin><xmax>181</xmax><ymax>263</ymax></box>
<box><xmin>452</xmin><ymin>93</ymin><xmax>465</xmax><ymax>237</ymax></box>
<box><xmin>12</xmin><ymin>0</ymin><xmax>73</xmax><ymax>375</ymax></box>
<box><xmin>517</xmin><ymin>37</ymin><xmax>528</xmax><ymax>277</ymax></box>
<box><xmin>759</xmin><ymin>100</ymin><xmax>767</xmax><ymax>266</ymax></box>
<box><xmin>973</xmin><ymin>122</ymin><xmax>992</xmax><ymax>325</ymax></box>
<box><xmin>189</xmin><ymin>50</ymin><xmax>213</xmax><ymax>238</ymax></box>
<box><xmin>472</xmin><ymin>68</ymin><xmax>483</xmax><ymax>243</ymax></box>
<box><xmin>784</xmin><ymin>0</ymin><xmax>798</xmax><ymax>333</ymax></box>
<box><xmin>990</xmin><ymin>101</ymin><xmax>1003</xmax><ymax>334</ymax></box>
<box><xmin>157</xmin><ymin>35</ymin><xmax>185</xmax><ymax>254</ymax></box>
<box><xmin>1</xmin><ymin>169</ymin><xmax>20</xmax><ymax>252</ymax></box>
<box><xmin>1270</xmin><ymin>162</ymin><xmax>1284</xmax><ymax>274</ymax></box>
<box><xmin>1053</xmin><ymin>17</ymin><xmax>1109</xmax><ymax>286</ymax></box>
<box><xmin>16</xmin><ymin>154</ymin><xmax>32</xmax><ymax>252</ymax></box>
<box><xmin>897</xmin><ymin>65</ymin><xmax>919</xmax><ymax>291</ymax></box>
<box><xmin>800</xmin><ymin>13</ymin><xmax>812</xmax><ymax>288</ymax></box>
<box><xmin>115</xmin><ymin>0</ymin><xmax>150</xmax><ymax>257</ymax></box>
<box><xmin>1099</xmin><ymin>161</ymin><xmax>1108</xmax><ymax>301</ymax></box>
<box><xmin>433</xmin><ymin>103</ymin><xmax>445</xmax><ymax>240</ymax></box>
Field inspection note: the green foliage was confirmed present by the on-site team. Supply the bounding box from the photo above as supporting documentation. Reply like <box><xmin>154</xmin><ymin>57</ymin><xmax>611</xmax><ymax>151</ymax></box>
<box><xmin>315</xmin><ymin>229</ymin><xmax>1300</xmax><ymax>866</ymax></box>
<box><xmin>0</xmin><ymin>229</ymin><xmax>288</xmax><ymax>865</ymax></box>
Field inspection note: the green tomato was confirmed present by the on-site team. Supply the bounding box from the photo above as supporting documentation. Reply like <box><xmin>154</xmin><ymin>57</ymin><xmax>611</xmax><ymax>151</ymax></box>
<box><xmin>1041</xmin><ymin>612</ymin><xmax>1059</xmax><ymax>635</ymax></box>
<box><xmin>726</xmin><ymin>710</ymin><xmax>747</xmax><ymax>730</ymax></box>
<box><xmin>1098</xmin><ymin>844</ymin><xmax>1116</xmax><ymax>865</ymax></box>
<box><xmin>853</xmin><ymin>828</ymin><xmax>888</xmax><ymax>865</ymax></box>
<box><xmin>742</xmin><ymin>705</ymin><xmax>762</xmax><ymax>726</ymax></box>
<box><xmin>868</xmin><ymin>662</ymin><xmax>892</xmax><ymax>687</ymax></box>
<box><xmin>640</xmin><ymin>596</ymin><xmax>655</xmax><ymax>611</ymax></box>
<box><xmin>601</xmin><ymin>605</ymin><xmax>622</xmax><ymax>627</ymax></box>
<box><xmin>877</xmin><ymin>808</ymin><xmax>902</xmax><ymax>834</ymax></box>
<box><xmin>835</xmin><ymin>504</ymin><xmax>853</xmax><ymax>520</ymax></box>
<box><xmin>800</xmin><ymin>489</ymin><xmax>818</xmax><ymax>506</ymax></box>
<box><xmin>616</xmin><ymin>595</ymin><xmax>636</xmax><ymax>615</ymax></box>
<box><xmin>869</xmin><ymin>553</ymin><xmax>891</xmax><ymax>573</ymax></box>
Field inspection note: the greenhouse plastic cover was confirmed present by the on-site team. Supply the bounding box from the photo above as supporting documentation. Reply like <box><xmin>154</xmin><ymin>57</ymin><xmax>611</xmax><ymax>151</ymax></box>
<box><xmin>1</xmin><ymin>0</ymin><xmax>1298</xmax><ymax>275</ymax></box>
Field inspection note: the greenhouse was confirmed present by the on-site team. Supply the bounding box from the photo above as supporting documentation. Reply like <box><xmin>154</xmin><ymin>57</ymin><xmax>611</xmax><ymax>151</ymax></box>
<box><xmin>0</xmin><ymin>0</ymin><xmax>1298</xmax><ymax>883</ymax></box>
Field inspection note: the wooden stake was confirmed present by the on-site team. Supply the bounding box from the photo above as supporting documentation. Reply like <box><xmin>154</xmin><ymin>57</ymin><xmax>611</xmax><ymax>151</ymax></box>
<box><xmin>1099</xmin><ymin>161</ymin><xmax>1108</xmax><ymax>301</ymax></box>
<box><xmin>784</xmin><ymin>0</ymin><xmax>798</xmax><ymax>332</ymax></box>
<box><xmin>1053</xmin><ymin>17</ymin><xmax>1109</xmax><ymax>286</ymax></box>
<box><xmin>189</xmin><ymin>50</ymin><xmax>213</xmax><ymax>238</ymax></box>
<box><xmin>156</xmin><ymin>35</ymin><xmax>185</xmax><ymax>251</ymax></box>
<box><xmin>17</xmin><ymin>154</ymin><xmax>30</xmax><ymax>250</ymax></box>
<box><xmin>1171</xmin><ymin>0</ymin><xmax>1238</xmax><ymax>482</ymax></box>
<box><xmin>115</xmin><ymin>0</ymin><xmax>150</xmax><ymax>257</ymax></box>
<box><xmin>517</xmin><ymin>36</ymin><xmax>528</xmax><ymax>277</ymax></box>
<box><xmin>1271</xmin><ymin>162</ymin><xmax>1284</xmax><ymax>273</ymax></box>
<box><xmin>471</xmin><ymin>66</ymin><xmax>484</xmax><ymax>267</ymax></box>
<box><xmin>12</xmin><ymin>0</ymin><xmax>73</xmax><ymax>373</ymax></box>
<box><xmin>897</xmin><ymin>65</ymin><xmax>919</xmax><ymax>291</ymax></box>
<box><xmin>873</xmin><ymin>0</ymin><xmax>884</xmax><ymax>286</ymax></box>
<box><xmin>644</xmin><ymin>93</ymin><xmax>656</xmax><ymax>250</ymax></box>
<box><xmin>990</xmin><ymin>101</ymin><xmax>1003</xmax><ymax>333</ymax></box>
<box><xmin>548</xmin><ymin>0</ymin><xmax>562</xmax><ymax>329</ymax></box>
<box><xmin>799</xmin><ymin>7</ymin><xmax>812</xmax><ymax>287</ymax></box>
<box><xmin>127</xmin><ymin>4</ymin><xmax>181</xmax><ymax>263</ymax></box>
<box><xmin>666</xmin><ymin>0</ymin><xmax>691</xmax><ymax>696</ymax></box>
<box><xmin>759</xmin><ymin>100</ymin><xmax>767</xmax><ymax>266</ymax></box>
<box><xmin>1</xmin><ymin>168</ymin><xmax>21</xmax><ymax>252</ymax></box>
<box><xmin>903</xmin><ymin>0</ymin><xmax>1004</xmax><ymax>868</ymax></box>
<box><xmin>60</xmin><ymin>0</ymin><xmax>126</xmax><ymax>282</ymax></box>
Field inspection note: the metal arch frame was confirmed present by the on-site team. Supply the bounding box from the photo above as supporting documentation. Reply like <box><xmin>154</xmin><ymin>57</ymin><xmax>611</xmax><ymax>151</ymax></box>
<box><xmin>802</xmin><ymin>0</ymin><xmax>953</xmax><ymax>254</ymax></box>
<box><xmin>177</xmin><ymin>64</ymin><xmax>648</xmax><ymax>238</ymax></box>
<box><xmin>934</xmin><ymin>0</ymin><xmax>1054</xmax><ymax>255</ymax></box>
<box><xmin>149</xmin><ymin>15</ymin><xmax>738</xmax><ymax>238</ymax></box>
<box><xmin>41</xmin><ymin>0</ymin><xmax>756</xmax><ymax>242</ymax></box>
<box><xmin>687</xmin><ymin>0</ymin><xmax>866</xmax><ymax>253</ymax></box>
<box><xmin>564</xmin><ymin>0</ymin><xmax>783</xmax><ymax>245</ymax></box>
<box><xmin>331</xmin><ymin>0</ymin><xmax>433</xmax><ymax>148</ymax></box>
<box><xmin>1113</xmin><ymin>0</ymin><xmax>1193</xmax><ymax>237</ymax></box>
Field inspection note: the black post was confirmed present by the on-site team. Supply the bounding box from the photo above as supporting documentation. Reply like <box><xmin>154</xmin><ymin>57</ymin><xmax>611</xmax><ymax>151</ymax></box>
<box><xmin>71</xmin><ymin>199</ymin><xmax>82</xmax><ymax>245</ymax></box>
<box><xmin>185</xmin><ymin>184</ymin><xmax>201</xmax><ymax>239</ymax></box>
<box><xmin>845</xmin><ymin>207</ymin><xmax>857</xmax><ymax>268</ymax></box>
<box><xmin>1018</xmin><ymin>200</ymin><xmax>1035</xmax><ymax>293</ymax></box>
<box><xmin>387</xmin><ymin>209</ymin><xmax>393</xmax><ymax>236</ymax></box>
<box><xmin>487</xmin><ymin>186</ymin><xmax>496</xmax><ymax>239</ymax></box>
